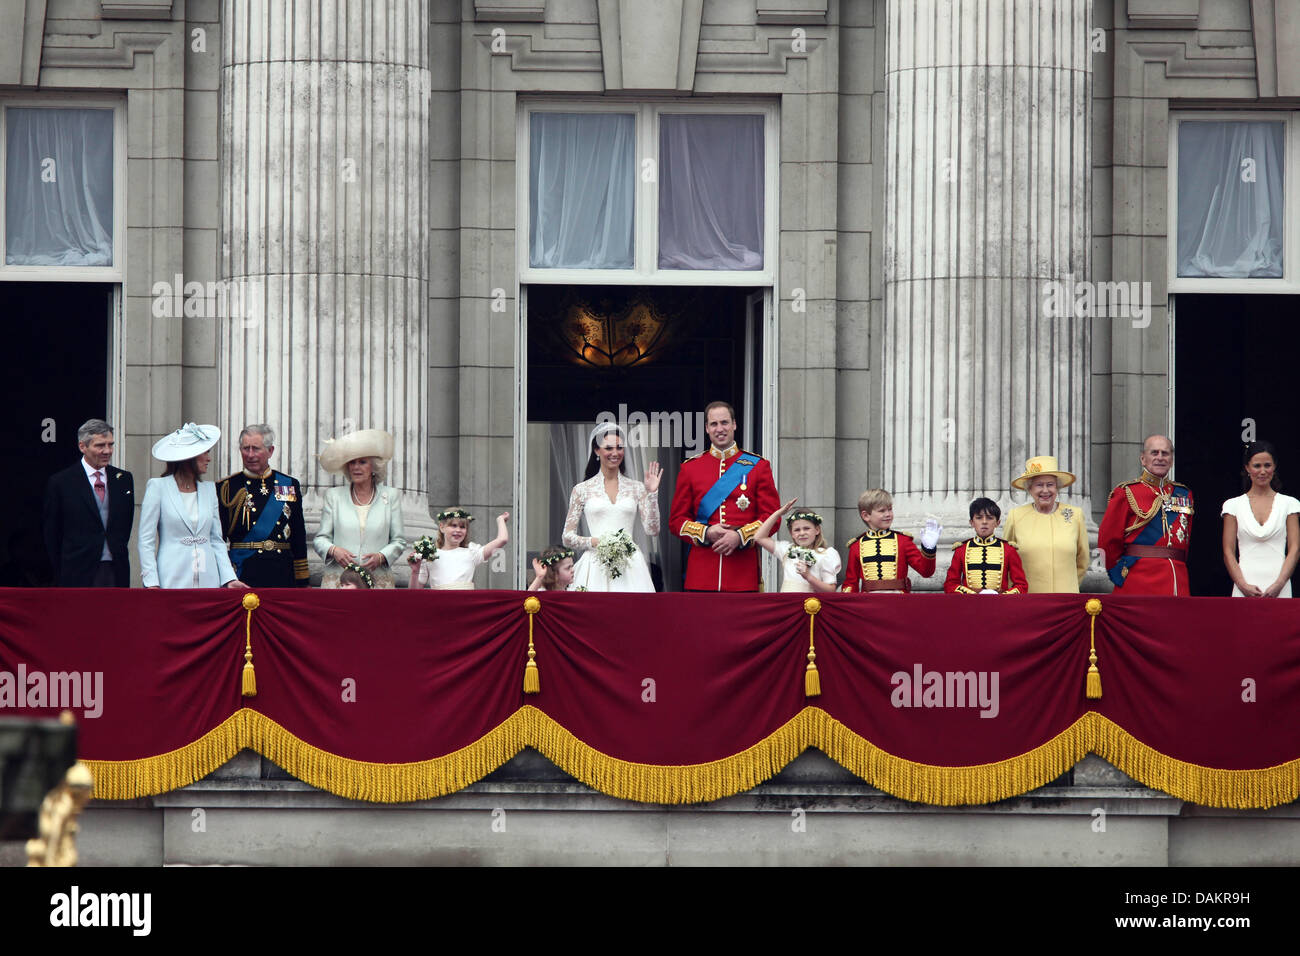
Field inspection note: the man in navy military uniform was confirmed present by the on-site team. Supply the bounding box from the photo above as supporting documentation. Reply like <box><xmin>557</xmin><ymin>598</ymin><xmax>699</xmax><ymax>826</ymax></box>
<box><xmin>218</xmin><ymin>424</ymin><xmax>309</xmax><ymax>587</ymax></box>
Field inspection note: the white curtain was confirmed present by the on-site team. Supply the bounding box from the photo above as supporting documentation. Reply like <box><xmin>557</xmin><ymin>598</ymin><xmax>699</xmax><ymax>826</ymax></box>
<box><xmin>658</xmin><ymin>114</ymin><xmax>764</xmax><ymax>270</ymax></box>
<box><xmin>529</xmin><ymin>113</ymin><xmax>635</xmax><ymax>269</ymax></box>
<box><xmin>1177</xmin><ymin>120</ymin><xmax>1285</xmax><ymax>278</ymax></box>
<box><xmin>5</xmin><ymin>108</ymin><xmax>114</xmax><ymax>267</ymax></box>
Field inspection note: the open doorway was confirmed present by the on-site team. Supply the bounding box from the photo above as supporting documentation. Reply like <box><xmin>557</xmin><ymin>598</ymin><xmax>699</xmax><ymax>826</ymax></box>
<box><xmin>1173</xmin><ymin>293</ymin><xmax>1300</xmax><ymax>596</ymax></box>
<box><xmin>523</xmin><ymin>284</ymin><xmax>766</xmax><ymax>591</ymax></box>
<box><xmin>0</xmin><ymin>282</ymin><xmax>113</xmax><ymax>586</ymax></box>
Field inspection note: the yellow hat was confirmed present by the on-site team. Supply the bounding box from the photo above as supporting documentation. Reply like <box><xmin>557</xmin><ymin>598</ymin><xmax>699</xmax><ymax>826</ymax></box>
<box><xmin>1011</xmin><ymin>455</ymin><xmax>1076</xmax><ymax>491</ymax></box>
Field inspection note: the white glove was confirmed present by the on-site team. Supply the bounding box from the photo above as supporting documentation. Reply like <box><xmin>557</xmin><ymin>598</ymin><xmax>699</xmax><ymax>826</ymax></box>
<box><xmin>919</xmin><ymin>517</ymin><xmax>942</xmax><ymax>551</ymax></box>
<box><xmin>979</xmin><ymin>588</ymin><xmax>998</xmax><ymax>595</ymax></box>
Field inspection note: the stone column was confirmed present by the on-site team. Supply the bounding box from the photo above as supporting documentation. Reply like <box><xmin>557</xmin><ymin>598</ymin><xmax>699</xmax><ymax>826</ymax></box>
<box><xmin>883</xmin><ymin>0</ymin><xmax>1092</xmax><ymax>537</ymax></box>
<box><xmin>218</xmin><ymin>1</ymin><xmax>431</xmax><ymax>543</ymax></box>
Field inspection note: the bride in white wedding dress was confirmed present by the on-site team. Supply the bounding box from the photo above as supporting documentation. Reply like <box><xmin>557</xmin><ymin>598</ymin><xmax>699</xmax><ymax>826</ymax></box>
<box><xmin>562</xmin><ymin>423</ymin><xmax>661</xmax><ymax>592</ymax></box>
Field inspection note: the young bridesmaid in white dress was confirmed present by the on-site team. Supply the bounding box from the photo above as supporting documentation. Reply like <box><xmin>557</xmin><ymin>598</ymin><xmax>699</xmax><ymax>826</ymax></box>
<box><xmin>409</xmin><ymin>508</ymin><xmax>510</xmax><ymax>589</ymax></box>
<box><xmin>754</xmin><ymin>497</ymin><xmax>841</xmax><ymax>593</ymax></box>
<box><xmin>1221</xmin><ymin>441</ymin><xmax>1300</xmax><ymax>597</ymax></box>
<box><xmin>562</xmin><ymin>423</ymin><xmax>661</xmax><ymax>592</ymax></box>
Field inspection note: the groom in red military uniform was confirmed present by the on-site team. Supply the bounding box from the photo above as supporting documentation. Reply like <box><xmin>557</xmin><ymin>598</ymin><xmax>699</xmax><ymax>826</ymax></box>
<box><xmin>1099</xmin><ymin>434</ymin><xmax>1194</xmax><ymax>595</ymax></box>
<box><xmin>669</xmin><ymin>401</ymin><xmax>780</xmax><ymax>591</ymax></box>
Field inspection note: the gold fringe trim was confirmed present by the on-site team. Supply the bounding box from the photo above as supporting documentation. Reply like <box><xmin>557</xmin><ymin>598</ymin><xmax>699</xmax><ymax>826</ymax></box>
<box><xmin>817</xmin><ymin>709</ymin><xmax>1095</xmax><ymax>806</ymax></box>
<box><xmin>84</xmin><ymin>708</ymin><xmax>530</xmax><ymax>803</ymax></box>
<box><xmin>526</xmin><ymin>706</ymin><xmax>814</xmax><ymax>804</ymax></box>
<box><xmin>81</xmin><ymin>708</ymin><xmax>1300</xmax><ymax>809</ymax></box>
<box><xmin>1089</xmin><ymin>713</ymin><xmax>1300</xmax><ymax>809</ymax></box>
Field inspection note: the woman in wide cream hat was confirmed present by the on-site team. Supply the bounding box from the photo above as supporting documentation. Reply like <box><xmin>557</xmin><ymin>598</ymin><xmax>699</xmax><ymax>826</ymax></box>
<box><xmin>1002</xmin><ymin>455</ymin><xmax>1090</xmax><ymax>593</ymax></box>
<box><xmin>313</xmin><ymin>429</ymin><xmax>406</xmax><ymax>588</ymax></box>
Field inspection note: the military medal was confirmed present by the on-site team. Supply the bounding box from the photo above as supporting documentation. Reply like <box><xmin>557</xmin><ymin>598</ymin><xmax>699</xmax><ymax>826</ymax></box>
<box><xmin>737</xmin><ymin>493</ymin><xmax>751</xmax><ymax>511</ymax></box>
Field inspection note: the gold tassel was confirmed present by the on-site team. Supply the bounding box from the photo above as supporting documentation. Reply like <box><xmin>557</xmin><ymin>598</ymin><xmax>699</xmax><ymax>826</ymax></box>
<box><xmin>523</xmin><ymin>595</ymin><xmax>541</xmax><ymax>694</ymax></box>
<box><xmin>242</xmin><ymin>592</ymin><xmax>260</xmax><ymax>697</ymax></box>
<box><xmin>803</xmin><ymin>597</ymin><xmax>822</xmax><ymax>697</ymax></box>
<box><xmin>1085</xmin><ymin>597</ymin><xmax>1102</xmax><ymax>699</ymax></box>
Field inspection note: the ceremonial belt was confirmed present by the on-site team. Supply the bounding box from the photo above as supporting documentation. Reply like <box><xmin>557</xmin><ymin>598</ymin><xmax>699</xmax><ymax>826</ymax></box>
<box><xmin>859</xmin><ymin>579</ymin><xmax>906</xmax><ymax>592</ymax></box>
<box><xmin>231</xmin><ymin>541</ymin><xmax>291</xmax><ymax>552</ymax></box>
<box><xmin>1124</xmin><ymin>544</ymin><xmax>1187</xmax><ymax>561</ymax></box>
<box><xmin>696</xmin><ymin>456</ymin><xmax>758</xmax><ymax>525</ymax></box>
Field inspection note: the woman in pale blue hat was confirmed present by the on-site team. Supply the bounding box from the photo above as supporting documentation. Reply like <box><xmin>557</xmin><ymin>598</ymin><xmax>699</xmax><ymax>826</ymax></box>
<box><xmin>138</xmin><ymin>423</ymin><xmax>246</xmax><ymax>589</ymax></box>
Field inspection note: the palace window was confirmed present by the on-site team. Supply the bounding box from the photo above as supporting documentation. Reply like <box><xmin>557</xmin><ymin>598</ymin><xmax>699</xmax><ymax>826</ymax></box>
<box><xmin>0</xmin><ymin>100</ymin><xmax>125</xmax><ymax>279</ymax></box>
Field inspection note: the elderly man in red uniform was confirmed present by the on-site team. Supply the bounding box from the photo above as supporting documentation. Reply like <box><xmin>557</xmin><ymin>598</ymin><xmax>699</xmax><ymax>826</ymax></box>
<box><xmin>669</xmin><ymin>401</ymin><xmax>780</xmax><ymax>591</ymax></box>
<box><xmin>1099</xmin><ymin>434</ymin><xmax>1194</xmax><ymax>595</ymax></box>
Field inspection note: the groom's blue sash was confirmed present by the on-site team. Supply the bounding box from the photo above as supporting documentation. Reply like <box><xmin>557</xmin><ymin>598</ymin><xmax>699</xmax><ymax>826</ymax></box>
<box><xmin>696</xmin><ymin>456</ymin><xmax>759</xmax><ymax>524</ymax></box>
<box><xmin>229</xmin><ymin>471</ymin><xmax>289</xmax><ymax>572</ymax></box>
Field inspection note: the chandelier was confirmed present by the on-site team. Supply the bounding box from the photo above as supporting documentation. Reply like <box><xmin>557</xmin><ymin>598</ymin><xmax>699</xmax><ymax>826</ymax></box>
<box><xmin>557</xmin><ymin>297</ymin><xmax>675</xmax><ymax>368</ymax></box>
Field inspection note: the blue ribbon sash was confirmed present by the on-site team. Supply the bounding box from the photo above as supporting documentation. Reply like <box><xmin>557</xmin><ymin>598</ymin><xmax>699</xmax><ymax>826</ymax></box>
<box><xmin>696</xmin><ymin>456</ymin><xmax>759</xmax><ymax>525</ymax></box>
<box><xmin>1108</xmin><ymin>485</ymin><xmax>1186</xmax><ymax>588</ymax></box>
<box><xmin>229</xmin><ymin>472</ymin><xmax>290</xmax><ymax>572</ymax></box>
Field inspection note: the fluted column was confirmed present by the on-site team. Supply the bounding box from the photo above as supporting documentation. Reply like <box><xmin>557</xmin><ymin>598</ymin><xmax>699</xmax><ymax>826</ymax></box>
<box><xmin>219</xmin><ymin>1</ymin><xmax>430</xmax><ymax>528</ymax></box>
<box><xmin>883</xmin><ymin>0</ymin><xmax>1092</xmax><ymax>527</ymax></box>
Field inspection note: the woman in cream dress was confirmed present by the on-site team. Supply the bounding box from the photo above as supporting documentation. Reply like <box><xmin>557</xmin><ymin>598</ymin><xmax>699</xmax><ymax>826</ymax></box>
<box><xmin>1002</xmin><ymin>456</ymin><xmax>1090</xmax><ymax>593</ymax></box>
<box><xmin>313</xmin><ymin>430</ymin><xmax>407</xmax><ymax>588</ymax></box>
<box><xmin>1222</xmin><ymin>441</ymin><xmax>1300</xmax><ymax>597</ymax></box>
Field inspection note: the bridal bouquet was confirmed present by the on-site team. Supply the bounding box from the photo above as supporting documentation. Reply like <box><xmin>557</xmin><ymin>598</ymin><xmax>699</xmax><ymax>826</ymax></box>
<box><xmin>787</xmin><ymin>546</ymin><xmax>817</xmax><ymax>568</ymax></box>
<box><xmin>596</xmin><ymin>528</ymin><xmax>637</xmax><ymax>580</ymax></box>
<box><xmin>408</xmin><ymin>535</ymin><xmax>439</xmax><ymax>565</ymax></box>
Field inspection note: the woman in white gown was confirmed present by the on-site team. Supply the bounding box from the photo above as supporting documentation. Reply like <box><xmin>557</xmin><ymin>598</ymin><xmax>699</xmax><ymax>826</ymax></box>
<box><xmin>563</xmin><ymin>423</ymin><xmax>661</xmax><ymax>592</ymax></box>
<box><xmin>1221</xmin><ymin>441</ymin><xmax>1300</xmax><ymax>597</ymax></box>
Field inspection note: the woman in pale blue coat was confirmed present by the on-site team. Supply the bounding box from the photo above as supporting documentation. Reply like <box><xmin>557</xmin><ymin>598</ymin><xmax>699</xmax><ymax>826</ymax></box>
<box><xmin>313</xmin><ymin>429</ymin><xmax>406</xmax><ymax>588</ymax></box>
<box><xmin>139</xmin><ymin>423</ymin><xmax>246</xmax><ymax>589</ymax></box>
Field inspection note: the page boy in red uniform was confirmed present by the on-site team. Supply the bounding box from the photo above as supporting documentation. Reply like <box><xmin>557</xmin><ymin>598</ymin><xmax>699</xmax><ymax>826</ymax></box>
<box><xmin>841</xmin><ymin>489</ymin><xmax>940</xmax><ymax>593</ymax></box>
<box><xmin>945</xmin><ymin>497</ymin><xmax>1027</xmax><ymax>594</ymax></box>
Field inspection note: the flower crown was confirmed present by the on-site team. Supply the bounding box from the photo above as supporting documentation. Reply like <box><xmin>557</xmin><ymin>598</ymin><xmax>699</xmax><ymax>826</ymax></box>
<box><xmin>540</xmin><ymin>548</ymin><xmax>575</xmax><ymax>568</ymax></box>
<box><xmin>786</xmin><ymin>510</ymin><xmax>823</xmax><ymax>527</ymax></box>
<box><xmin>436</xmin><ymin>509</ymin><xmax>474</xmax><ymax>523</ymax></box>
<box><xmin>343</xmin><ymin>562</ymin><xmax>374</xmax><ymax>588</ymax></box>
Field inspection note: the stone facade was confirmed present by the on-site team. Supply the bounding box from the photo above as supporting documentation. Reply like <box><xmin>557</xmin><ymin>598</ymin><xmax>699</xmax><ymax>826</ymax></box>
<box><xmin>6</xmin><ymin>0</ymin><xmax>1298</xmax><ymax>858</ymax></box>
<box><xmin>12</xmin><ymin>0</ymin><xmax>1291</xmax><ymax>582</ymax></box>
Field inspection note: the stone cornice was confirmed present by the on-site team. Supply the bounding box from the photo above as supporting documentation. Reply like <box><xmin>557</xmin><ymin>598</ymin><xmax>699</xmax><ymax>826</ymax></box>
<box><xmin>1125</xmin><ymin>0</ymin><xmax>1199</xmax><ymax>30</ymax></box>
<box><xmin>40</xmin><ymin>28</ymin><xmax>167</xmax><ymax>69</ymax></box>
<box><xmin>473</xmin><ymin>0</ymin><xmax>546</xmax><ymax>21</ymax></box>
<box><xmin>99</xmin><ymin>0</ymin><xmax>172</xmax><ymax>19</ymax></box>
<box><xmin>1127</xmin><ymin>41</ymin><xmax>1257</xmax><ymax>79</ymax></box>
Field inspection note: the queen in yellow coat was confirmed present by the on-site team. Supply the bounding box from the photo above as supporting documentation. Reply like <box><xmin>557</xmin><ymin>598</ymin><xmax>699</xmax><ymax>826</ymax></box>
<box><xmin>1002</xmin><ymin>456</ymin><xmax>1090</xmax><ymax>593</ymax></box>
